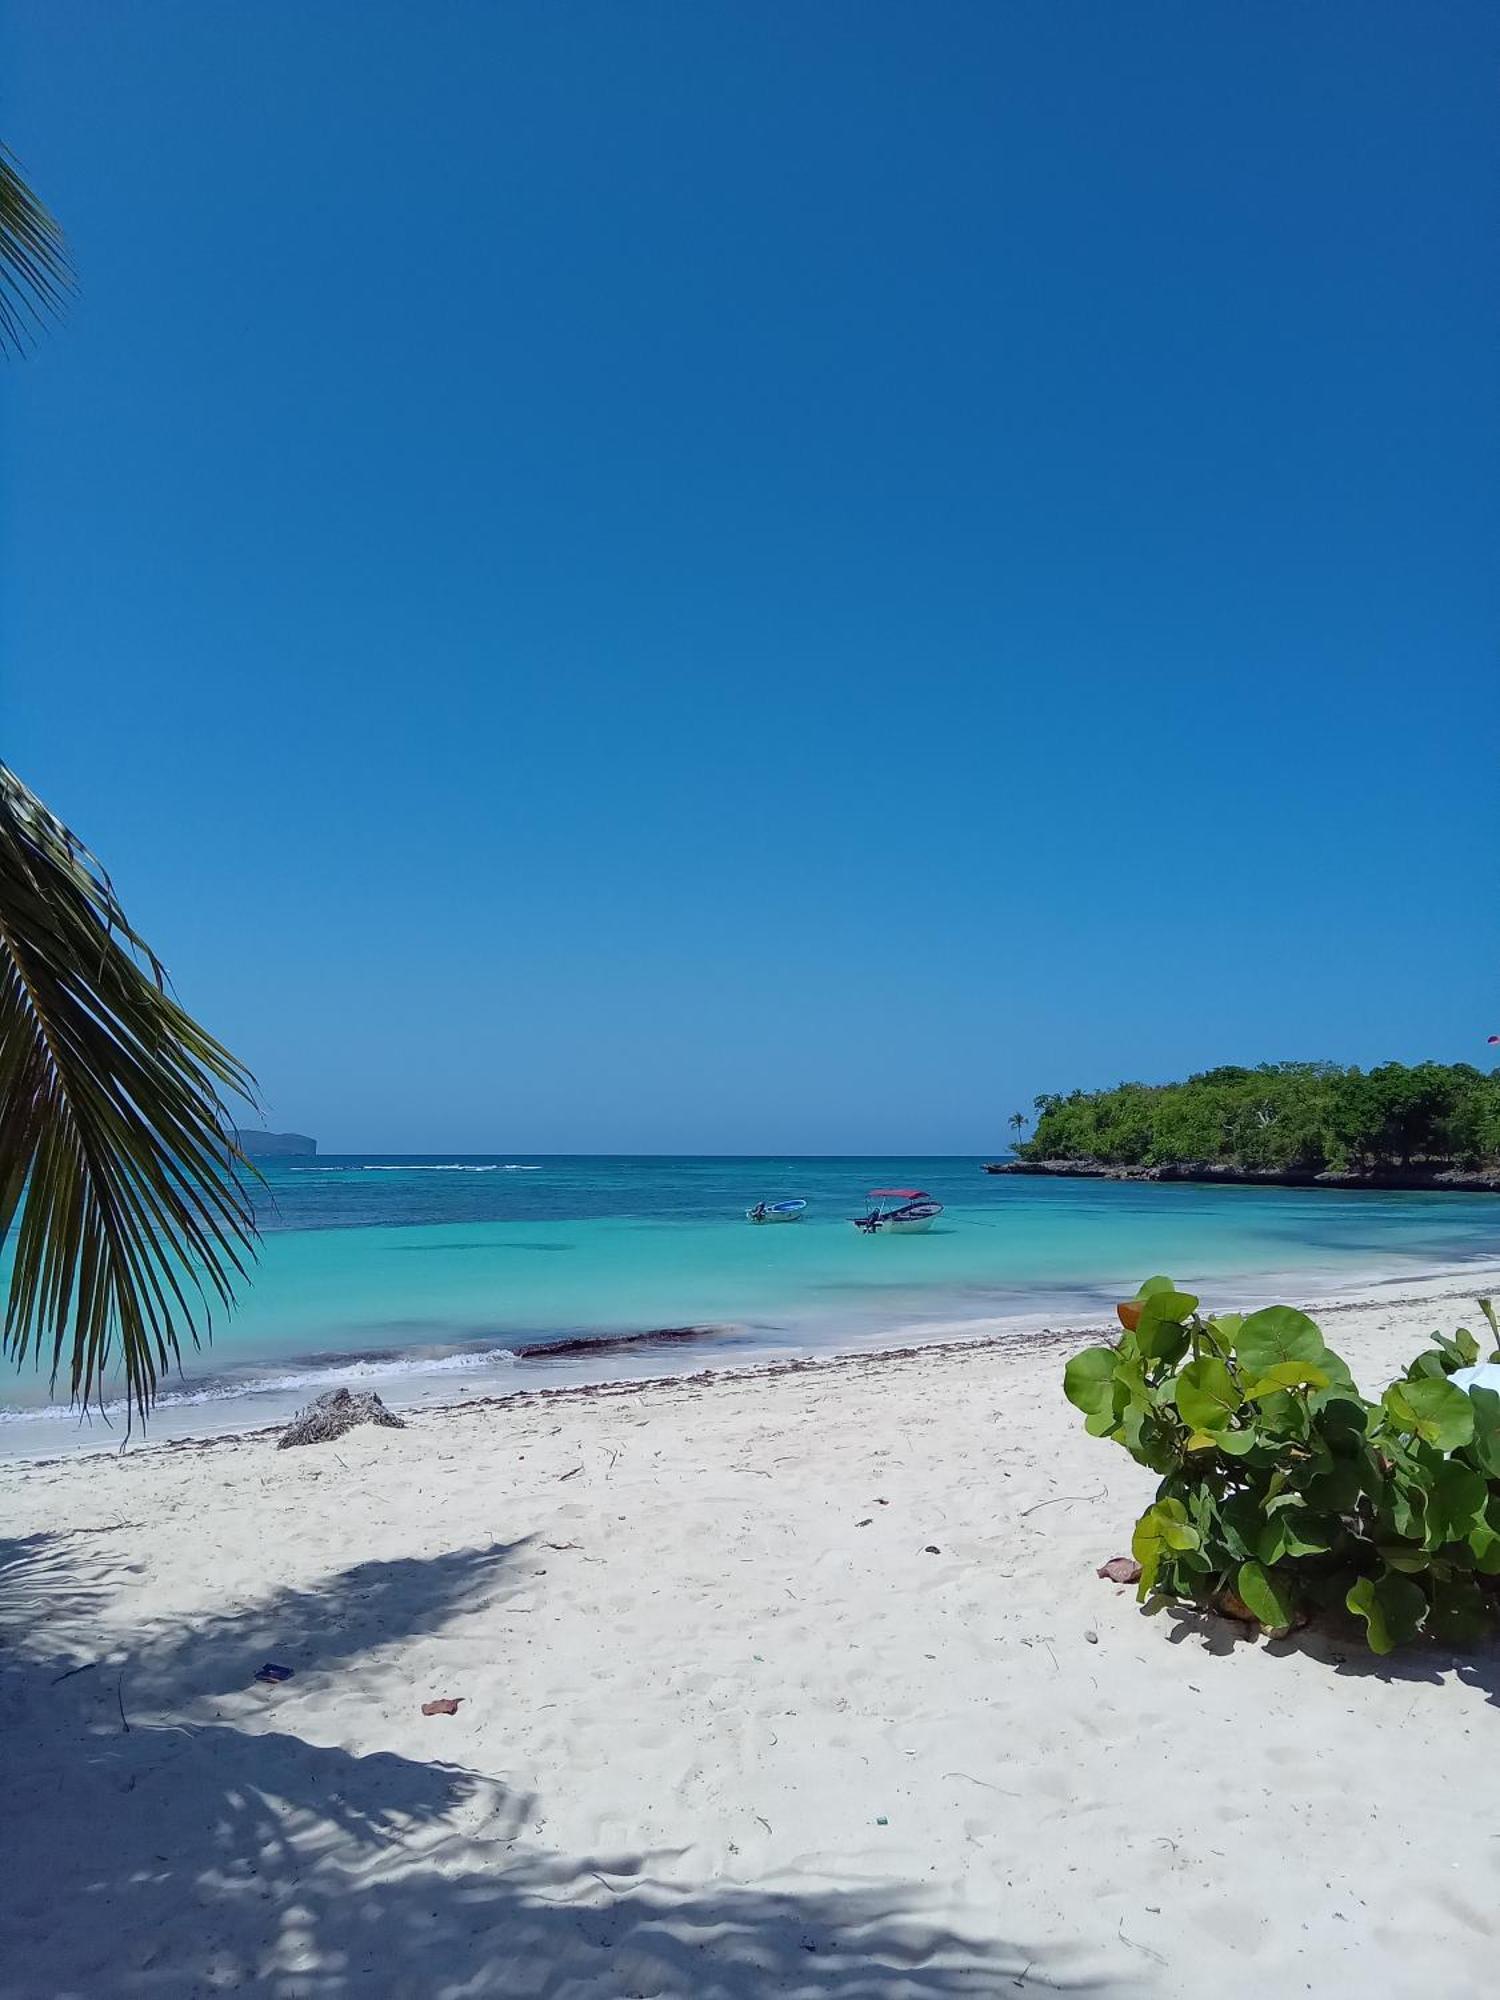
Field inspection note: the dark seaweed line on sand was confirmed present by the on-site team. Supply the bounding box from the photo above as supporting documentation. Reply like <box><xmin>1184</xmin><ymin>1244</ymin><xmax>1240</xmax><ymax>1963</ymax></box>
<box><xmin>21</xmin><ymin>1266</ymin><xmax>1500</xmax><ymax>1470</ymax></box>
<box><xmin>510</xmin><ymin>1325</ymin><xmax>717</xmax><ymax>1361</ymax></box>
<box><xmin>21</xmin><ymin>1324</ymin><xmax>1085</xmax><ymax>1466</ymax></box>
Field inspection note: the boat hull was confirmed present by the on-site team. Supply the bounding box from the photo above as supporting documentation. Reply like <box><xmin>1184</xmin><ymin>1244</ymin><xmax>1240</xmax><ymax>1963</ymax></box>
<box><xmin>850</xmin><ymin>1205</ymin><xmax>942</xmax><ymax>1233</ymax></box>
<box><xmin>747</xmin><ymin>1202</ymin><xmax>807</xmax><ymax>1223</ymax></box>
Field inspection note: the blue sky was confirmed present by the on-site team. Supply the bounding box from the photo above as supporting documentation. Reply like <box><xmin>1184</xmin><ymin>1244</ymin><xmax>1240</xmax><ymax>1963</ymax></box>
<box><xmin>3</xmin><ymin>1</ymin><xmax>1496</xmax><ymax>1153</ymax></box>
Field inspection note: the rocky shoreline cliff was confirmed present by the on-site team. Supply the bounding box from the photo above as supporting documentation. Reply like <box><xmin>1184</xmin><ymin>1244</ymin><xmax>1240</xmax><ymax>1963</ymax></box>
<box><xmin>984</xmin><ymin>1157</ymin><xmax>1500</xmax><ymax>1193</ymax></box>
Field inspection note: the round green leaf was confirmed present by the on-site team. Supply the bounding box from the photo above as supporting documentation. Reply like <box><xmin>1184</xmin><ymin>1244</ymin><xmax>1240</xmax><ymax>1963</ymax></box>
<box><xmin>1160</xmin><ymin>1514</ymin><xmax>1201</xmax><ymax>1552</ymax></box>
<box><xmin>1422</xmin><ymin>1461</ymin><xmax>1488</xmax><ymax>1548</ymax></box>
<box><xmin>1311</xmin><ymin>1392</ymin><xmax>1368</xmax><ymax>1439</ymax></box>
<box><xmin>1122</xmin><ymin>1399</ymin><xmax>1181</xmax><ymax>1473</ymax></box>
<box><xmin>1236</xmin><ymin>1561</ymin><xmax>1297</xmax><ymax>1629</ymax></box>
<box><xmin>1203</xmin><ymin>1313</ymin><xmax>1243</xmax><ymax>1355</ymax></box>
<box><xmin>1137</xmin><ymin>1288</ymin><xmax>1199</xmax><ymax>1327</ymax></box>
<box><xmin>1313</xmin><ymin>1350</ymin><xmax>1359</xmax><ymax>1395</ymax></box>
<box><xmin>1253</xmin><ymin>1388</ymin><xmax>1311</xmax><ymax>1440</ymax></box>
<box><xmin>1377</xmin><ymin>1544</ymin><xmax>1431</xmax><ymax>1574</ymax></box>
<box><xmin>1133</xmin><ymin>1314</ymin><xmax>1191</xmax><ymax>1366</ymax></box>
<box><xmin>1215</xmin><ymin>1495</ymin><xmax>1261</xmax><ymax>1560</ymax></box>
<box><xmin>1382</xmin><ymin>1377</ymin><xmax>1475</xmax><ymax>1451</ymax></box>
<box><xmin>1466</xmin><ymin>1385</ymin><xmax>1500</xmax><ymax>1476</ymax></box>
<box><xmin>1346</xmin><ymin>1571</ymin><xmax>1427</xmax><ymax>1654</ymax></box>
<box><xmin>1174</xmin><ymin>1356</ymin><xmax>1242</xmax><ymax>1434</ymax></box>
<box><xmin>1131</xmin><ymin>1499</ymin><xmax>1199</xmax><ymax>1595</ymax></box>
<box><xmin>1063</xmin><ymin>1346</ymin><xmax>1118</xmax><ymax>1418</ymax></box>
<box><xmin>1245</xmin><ymin>1359</ymin><xmax>1331</xmax><ymax>1399</ymax></box>
<box><xmin>1384</xmin><ymin>1477</ymin><xmax>1424</xmax><ymax>1541</ymax></box>
<box><xmin>1257</xmin><ymin>1511</ymin><xmax>1332</xmax><ymax>1563</ymax></box>
<box><xmin>1234</xmin><ymin>1306</ymin><xmax>1327</xmax><ymax>1378</ymax></box>
<box><xmin>1214</xmin><ymin>1428</ymin><xmax>1261</xmax><ymax>1457</ymax></box>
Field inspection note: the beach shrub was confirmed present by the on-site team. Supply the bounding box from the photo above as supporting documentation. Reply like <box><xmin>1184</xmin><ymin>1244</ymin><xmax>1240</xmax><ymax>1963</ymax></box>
<box><xmin>1064</xmin><ymin>1278</ymin><xmax>1500</xmax><ymax>1652</ymax></box>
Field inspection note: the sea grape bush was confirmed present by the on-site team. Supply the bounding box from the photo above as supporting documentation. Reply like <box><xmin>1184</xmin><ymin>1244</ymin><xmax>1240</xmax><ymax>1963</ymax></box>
<box><xmin>1064</xmin><ymin>1278</ymin><xmax>1500</xmax><ymax>1653</ymax></box>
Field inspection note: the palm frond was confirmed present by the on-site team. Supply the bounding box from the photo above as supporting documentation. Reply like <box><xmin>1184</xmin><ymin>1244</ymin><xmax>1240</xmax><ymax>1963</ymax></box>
<box><xmin>0</xmin><ymin>145</ymin><xmax>74</xmax><ymax>355</ymax></box>
<box><xmin>0</xmin><ymin>765</ymin><xmax>258</xmax><ymax>1422</ymax></box>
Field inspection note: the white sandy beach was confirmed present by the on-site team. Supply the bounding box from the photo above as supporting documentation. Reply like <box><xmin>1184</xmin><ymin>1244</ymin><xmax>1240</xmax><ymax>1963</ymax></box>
<box><xmin>3</xmin><ymin>1268</ymin><xmax>1499</xmax><ymax>1999</ymax></box>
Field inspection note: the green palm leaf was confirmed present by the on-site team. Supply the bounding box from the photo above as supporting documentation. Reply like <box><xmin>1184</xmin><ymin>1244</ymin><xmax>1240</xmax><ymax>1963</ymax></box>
<box><xmin>0</xmin><ymin>146</ymin><xmax>73</xmax><ymax>355</ymax></box>
<box><xmin>0</xmin><ymin>765</ymin><xmax>258</xmax><ymax>1421</ymax></box>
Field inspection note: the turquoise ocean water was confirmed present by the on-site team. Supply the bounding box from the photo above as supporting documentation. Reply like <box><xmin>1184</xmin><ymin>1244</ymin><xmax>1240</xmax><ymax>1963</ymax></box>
<box><xmin>3</xmin><ymin>1156</ymin><xmax>1497</xmax><ymax>1454</ymax></box>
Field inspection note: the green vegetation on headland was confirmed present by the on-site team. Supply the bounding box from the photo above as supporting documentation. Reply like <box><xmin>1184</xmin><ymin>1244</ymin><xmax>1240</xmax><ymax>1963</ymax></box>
<box><xmin>1005</xmin><ymin>1062</ymin><xmax>1500</xmax><ymax>1183</ymax></box>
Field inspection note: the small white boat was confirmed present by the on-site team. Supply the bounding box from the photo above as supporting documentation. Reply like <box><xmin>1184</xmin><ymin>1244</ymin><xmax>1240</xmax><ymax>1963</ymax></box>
<box><xmin>746</xmin><ymin>1198</ymin><xmax>808</xmax><ymax>1224</ymax></box>
<box><xmin>850</xmin><ymin>1188</ymin><xmax>944</xmax><ymax>1235</ymax></box>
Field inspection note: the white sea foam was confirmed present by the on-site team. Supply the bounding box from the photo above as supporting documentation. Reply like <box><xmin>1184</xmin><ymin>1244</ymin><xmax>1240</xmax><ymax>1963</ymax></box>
<box><xmin>358</xmin><ymin>1163</ymin><xmax>541</xmax><ymax>1172</ymax></box>
<box><xmin>0</xmin><ymin>1345</ymin><xmax>522</xmax><ymax>1426</ymax></box>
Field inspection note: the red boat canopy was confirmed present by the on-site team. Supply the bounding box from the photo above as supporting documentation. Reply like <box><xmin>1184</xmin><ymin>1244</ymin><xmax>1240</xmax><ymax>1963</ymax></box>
<box><xmin>869</xmin><ymin>1188</ymin><xmax>926</xmax><ymax>1198</ymax></box>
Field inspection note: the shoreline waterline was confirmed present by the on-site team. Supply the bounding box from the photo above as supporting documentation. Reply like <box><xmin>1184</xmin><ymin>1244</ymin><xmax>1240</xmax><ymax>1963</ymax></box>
<box><xmin>7</xmin><ymin>1154</ymin><xmax>1499</xmax><ymax>1456</ymax></box>
<box><xmin>7</xmin><ymin>1256</ymin><xmax>1498</xmax><ymax>1466</ymax></box>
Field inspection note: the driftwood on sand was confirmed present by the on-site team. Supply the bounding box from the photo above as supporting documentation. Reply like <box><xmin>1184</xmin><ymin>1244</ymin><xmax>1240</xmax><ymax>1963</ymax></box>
<box><xmin>277</xmin><ymin>1387</ymin><xmax>406</xmax><ymax>1449</ymax></box>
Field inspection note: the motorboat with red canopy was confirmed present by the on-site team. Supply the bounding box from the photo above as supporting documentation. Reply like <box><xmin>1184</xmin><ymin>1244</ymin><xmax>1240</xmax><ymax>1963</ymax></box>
<box><xmin>850</xmin><ymin>1188</ymin><xmax>944</xmax><ymax>1234</ymax></box>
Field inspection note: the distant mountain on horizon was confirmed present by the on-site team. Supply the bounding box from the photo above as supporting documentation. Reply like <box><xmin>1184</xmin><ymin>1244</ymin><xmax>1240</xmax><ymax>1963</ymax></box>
<box><xmin>233</xmin><ymin>1129</ymin><xmax>317</xmax><ymax>1158</ymax></box>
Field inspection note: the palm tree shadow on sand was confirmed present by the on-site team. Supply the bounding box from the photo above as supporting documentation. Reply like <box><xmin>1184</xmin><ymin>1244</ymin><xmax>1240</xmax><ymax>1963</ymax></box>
<box><xmin>0</xmin><ymin>1532</ymin><xmax>1126</xmax><ymax>1999</ymax></box>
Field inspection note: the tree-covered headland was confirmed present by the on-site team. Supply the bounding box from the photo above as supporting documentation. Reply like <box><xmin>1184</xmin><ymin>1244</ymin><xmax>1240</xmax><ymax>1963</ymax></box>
<box><xmin>1022</xmin><ymin>1062</ymin><xmax>1500</xmax><ymax>1175</ymax></box>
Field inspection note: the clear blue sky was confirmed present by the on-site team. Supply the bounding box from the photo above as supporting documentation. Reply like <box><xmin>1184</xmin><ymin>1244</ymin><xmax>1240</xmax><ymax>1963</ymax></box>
<box><xmin>3</xmin><ymin>1</ymin><xmax>1496</xmax><ymax>1153</ymax></box>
